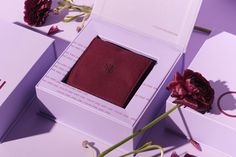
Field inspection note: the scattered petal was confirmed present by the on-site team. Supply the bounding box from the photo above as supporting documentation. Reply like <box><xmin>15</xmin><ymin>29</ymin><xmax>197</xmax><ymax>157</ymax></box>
<box><xmin>190</xmin><ymin>139</ymin><xmax>202</xmax><ymax>151</ymax></box>
<box><xmin>47</xmin><ymin>25</ymin><xmax>61</xmax><ymax>35</ymax></box>
<box><xmin>184</xmin><ymin>153</ymin><xmax>196</xmax><ymax>157</ymax></box>
<box><xmin>171</xmin><ymin>151</ymin><xmax>180</xmax><ymax>157</ymax></box>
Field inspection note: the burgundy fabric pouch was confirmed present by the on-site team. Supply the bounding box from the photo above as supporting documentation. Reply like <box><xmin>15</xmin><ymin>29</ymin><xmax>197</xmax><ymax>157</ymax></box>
<box><xmin>66</xmin><ymin>36</ymin><xmax>156</xmax><ymax>108</ymax></box>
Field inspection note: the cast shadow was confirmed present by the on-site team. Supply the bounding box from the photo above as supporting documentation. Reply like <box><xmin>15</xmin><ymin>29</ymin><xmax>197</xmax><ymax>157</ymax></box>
<box><xmin>136</xmin><ymin>106</ymin><xmax>189</xmax><ymax>156</ymax></box>
<box><xmin>209</xmin><ymin>80</ymin><xmax>236</xmax><ymax>115</ymax></box>
<box><xmin>140</xmin><ymin>80</ymin><xmax>236</xmax><ymax>156</ymax></box>
<box><xmin>43</xmin><ymin>0</ymin><xmax>92</xmax><ymax>26</ymax></box>
<box><xmin>3</xmin><ymin>98</ymin><xmax>55</xmax><ymax>142</ymax></box>
<box><xmin>43</xmin><ymin>0</ymin><xmax>69</xmax><ymax>26</ymax></box>
<box><xmin>84</xmin><ymin>141</ymin><xmax>101</xmax><ymax>157</ymax></box>
<box><xmin>88</xmin><ymin>117</ymin><xmax>189</xmax><ymax>157</ymax></box>
<box><xmin>89</xmin><ymin>106</ymin><xmax>190</xmax><ymax>157</ymax></box>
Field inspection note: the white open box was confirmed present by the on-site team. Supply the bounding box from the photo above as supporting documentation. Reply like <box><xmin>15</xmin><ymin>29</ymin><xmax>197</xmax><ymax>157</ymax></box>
<box><xmin>36</xmin><ymin>0</ymin><xmax>202</xmax><ymax>151</ymax></box>
<box><xmin>0</xmin><ymin>20</ymin><xmax>55</xmax><ymax>142</ymax></box>
<box><xmin>166</xmin><ymin>32</ymin><xmax>236</xmax><ymax>156</ymax></box>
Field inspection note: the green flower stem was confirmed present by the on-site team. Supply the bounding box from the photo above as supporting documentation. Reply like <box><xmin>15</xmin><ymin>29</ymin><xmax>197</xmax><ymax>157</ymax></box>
<box><xmin>119</xmin><ymin>142</ymin><xmax>164</xmax><ymax>157</ymax></box>
<box><xmin>54</xmin><ymin>0</ymin><xmax>92</xmax><ymax>14</ymax></box>
<box><xmin>72</xmin><ymin>4</ymin><xmax>93</xmax><ymax>10</ymax></box>
<box><xmin>69</xmin><ymin>5</ymin><xmax>92</xmax><ymax>13</ymax></box>
<box><xmin>77</xmin><ymin>13</ymin><xmax>91</xmax><ymax>32</ymax></box>
<box><xmin>63</xmin><ymin>14</ymin><xmax>83</xmax><ymax>23</ymax></box>
<box><xmin>98</xmin><ymin>104</ymin><xmax>180</xmax><ymax>157</ymax></box>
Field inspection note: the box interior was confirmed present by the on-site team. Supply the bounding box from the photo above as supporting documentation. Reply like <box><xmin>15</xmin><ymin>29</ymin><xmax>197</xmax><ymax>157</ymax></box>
<box><xmin>62</xmin><ymin>36</ymin><xmax>157</xmax><ymax>108</ymax></box>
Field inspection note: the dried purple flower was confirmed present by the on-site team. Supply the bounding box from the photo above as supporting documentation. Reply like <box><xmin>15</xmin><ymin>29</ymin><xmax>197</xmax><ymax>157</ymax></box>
<box><xmin>24</xmin><ymin>0</ymin><xmax>52</xmax><ymax>26</ymax></box>
<box><xmin>167</xmin><ymin>69</ymin><xmax>214</xmax><ymax>113</ymax></box>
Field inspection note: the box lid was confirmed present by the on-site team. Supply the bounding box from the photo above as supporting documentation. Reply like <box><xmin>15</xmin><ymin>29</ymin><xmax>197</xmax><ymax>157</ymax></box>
<box><xmin>0</xmin><ymin>21</ymin><xmax>54</xmax><ymax>106</ymax></box>
<box><xmin>92</xmin><ymin>0</ymin><xmax>202</xmax><ymax>52</ymax></box>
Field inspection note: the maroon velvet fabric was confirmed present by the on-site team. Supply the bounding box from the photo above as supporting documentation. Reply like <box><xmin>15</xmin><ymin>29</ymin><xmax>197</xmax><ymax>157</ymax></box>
<box><xmin>66</xmin><ymin>37</ymin><xmax>155</xmax><ymax>108</ymax></box>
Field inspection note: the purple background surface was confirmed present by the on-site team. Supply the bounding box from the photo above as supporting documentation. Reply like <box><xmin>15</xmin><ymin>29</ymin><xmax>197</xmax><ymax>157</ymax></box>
<box><xmin>1</xmin><ymin>0</ymin><xmax>236</xmax><ymax>156</ymax></box>
<box><xmin>185</xmin><ymin>0</ymin><xmax>236</xmax><ymax>68</ymax></box>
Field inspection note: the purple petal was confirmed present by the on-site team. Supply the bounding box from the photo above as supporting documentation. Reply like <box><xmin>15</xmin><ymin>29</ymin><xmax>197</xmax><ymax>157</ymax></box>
<box><xmin>190</xmin><ymin>139</ymin><xmax>202</xmax><ymax>151</ymax></box>
<box><xmin>184</xmin><ymin>153</ymin><xmax>196</xmax><ymax>157</ymax></box>
<box><xmin>47</xmin><ymin>25</ymin><xmax>61</xmax><ymax>35</ymax></box>
<box><xmin>174</xmin><ymin>98</ymin><xmax>198</xmax><ymax>110</ymax></box>
<box><xmin>170</xmin><ymin>151</ymin><xmax>180</xmax><ymax>157</ymax></box>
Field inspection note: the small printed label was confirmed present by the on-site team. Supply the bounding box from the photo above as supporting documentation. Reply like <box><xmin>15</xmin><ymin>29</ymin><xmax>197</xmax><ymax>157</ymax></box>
<box><xmin>0</xmin><ymin>79</ymin><xmax>6</xmax><ymax>90</ymax></box>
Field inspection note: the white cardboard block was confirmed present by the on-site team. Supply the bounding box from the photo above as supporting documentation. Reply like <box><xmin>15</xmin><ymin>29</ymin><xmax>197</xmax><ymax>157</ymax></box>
<box><xmin>0</xmin><ymin>20</ymin><xmax>55</xmax><ymax>141</ymax></box>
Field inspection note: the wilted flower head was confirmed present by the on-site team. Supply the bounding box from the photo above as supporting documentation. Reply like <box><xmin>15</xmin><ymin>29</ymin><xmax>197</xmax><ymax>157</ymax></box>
<box><xmin>24</xmin><ymin>0</ymin><xmax>52</xmax><ymax>26</ymax></box>
<box><xmin>167</xmin><ymin>69</ymin><xmax>214</xmax><ymax>113</ymax></box>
